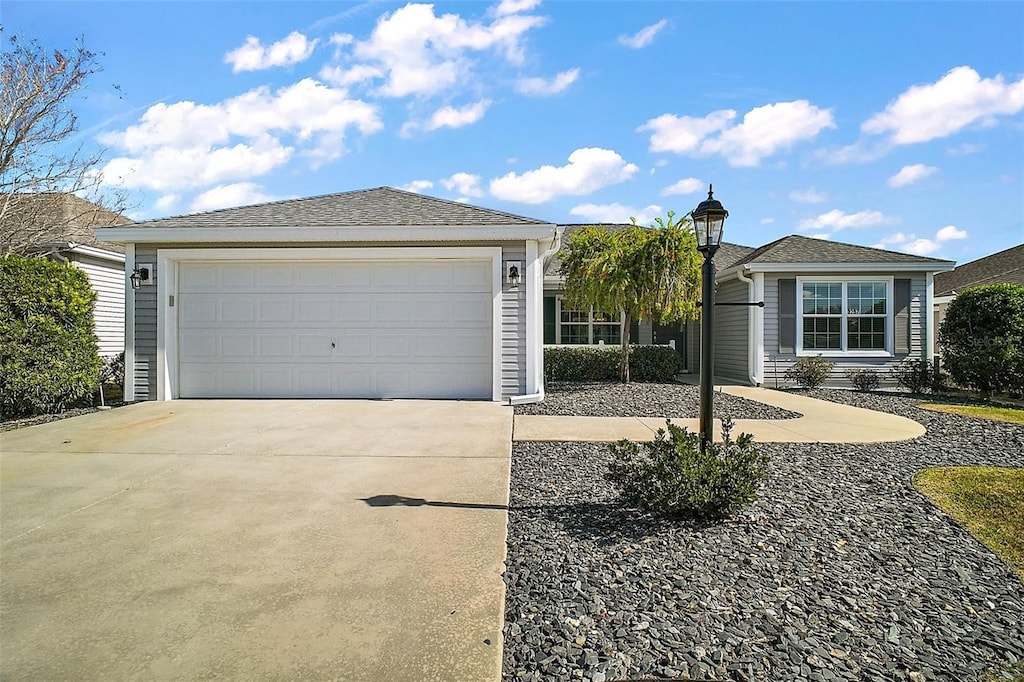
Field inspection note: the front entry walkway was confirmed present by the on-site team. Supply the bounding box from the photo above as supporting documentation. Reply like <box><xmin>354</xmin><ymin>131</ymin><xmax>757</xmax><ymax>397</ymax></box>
<box><xmin>1</xmin><ymin>400</ymin><xmax>511</xmax><ymax>682</ymax></box>
<box><xmin>513</xmin><ymin>385</ymin><xmax>927</xmax><ymax>443</ymax></box>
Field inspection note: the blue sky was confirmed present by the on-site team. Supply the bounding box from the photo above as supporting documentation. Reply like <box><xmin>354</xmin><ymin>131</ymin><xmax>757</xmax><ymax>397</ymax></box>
<box><xmin>6</xmin><ymin>1</ymin><xmax>1023</xmax><ymax>263</ymax></box>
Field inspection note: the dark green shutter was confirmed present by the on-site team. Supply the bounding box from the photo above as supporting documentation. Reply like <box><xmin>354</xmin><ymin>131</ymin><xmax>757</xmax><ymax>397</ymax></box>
<box><xmin>779</xmin><ymin>279</ymin><xmax>796</xmax><ymax>354</ymax></box>
<box><xmin>543</xmin><ymin>296</ymin><xmax>556</xmax><ymax>344</ymax></box>
<box><xmin>894</xmin><ymin>279</ymin><xmax>911</xmax><ymax>354</ymax></box>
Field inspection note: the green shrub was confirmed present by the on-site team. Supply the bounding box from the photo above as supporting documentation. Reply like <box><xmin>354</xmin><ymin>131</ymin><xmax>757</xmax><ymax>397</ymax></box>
<box><xmin>0</xmin><ymin>254</ymin><xmax>101</xmax><ymax>418</ymax></box>
<box><xmin>625</xmin><ymin>345</ymin><xmax>682</xmax><ymax>382</ymax></box>
<box><xmin>606</xmin><ymin>418</ymin><xmax>769</xmax><ymax>519</ymax></box>
<box><xmin>938</xmin><ymin>284</ymin><xmax>1024</xmax><ymax>396</ymax></box>
<box><xmin>844</xmin><ymin>368</ymin><xmax>881</xmax><ymax>391</ymax></box>
<box><xmin>784</xmin><ymin>355</ymin><xmax>835</xmax><ymax>388</ymax></box>
<box><xmin>890</xmin><ymin>358</ymin><xmax>938</xmax><ymax>394</ymax></box>
<box><xmin>544</xmin><ymin>345</ymin><xmax>682</xmax><ymax>383</ymax></box>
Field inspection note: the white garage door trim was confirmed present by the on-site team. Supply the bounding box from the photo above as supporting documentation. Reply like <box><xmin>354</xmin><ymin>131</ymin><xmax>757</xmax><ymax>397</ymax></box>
<box><xmin>156</xmin><ymin>247</ymin><xmax>503</xmax><ymax>401</ymax></box>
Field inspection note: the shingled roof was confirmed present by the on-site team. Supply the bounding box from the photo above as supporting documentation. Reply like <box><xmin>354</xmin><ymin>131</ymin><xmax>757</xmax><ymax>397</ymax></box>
<box><xmin>718</xmin><ymin>234</ymin><xmax>954</xmax><ymax>268</ymax></box>
<box><xmin>128</xmin><ymin>187</ymin><xmax>550</xmax><ymax>228</ymax></box>
<box><xmin>2</xmin><ymin>193</ymin><xmax>130</xmax><ymax>254</ymax></box>
<box><xmin>933</xmin><ymin>242</ymin><xmax>1024</xmax><ymax>296</ymax></box>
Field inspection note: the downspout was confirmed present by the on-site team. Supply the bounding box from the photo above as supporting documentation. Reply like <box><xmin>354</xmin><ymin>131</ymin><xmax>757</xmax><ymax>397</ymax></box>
<box><xmin>734</xmin><ymin>268</ymin><xmax>764</xmax><ymax>386</ymax></box>
<box><xmin>509</xmin><ymin>227</ymin><xmax>563</xmax><ymax>405</ymax></box>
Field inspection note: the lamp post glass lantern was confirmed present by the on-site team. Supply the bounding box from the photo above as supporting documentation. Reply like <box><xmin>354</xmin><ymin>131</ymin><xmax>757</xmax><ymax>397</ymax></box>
<box><xmin>692</xmin><ymin>185</ymin><xmax>728</xmax><ymax>452</ymax></box>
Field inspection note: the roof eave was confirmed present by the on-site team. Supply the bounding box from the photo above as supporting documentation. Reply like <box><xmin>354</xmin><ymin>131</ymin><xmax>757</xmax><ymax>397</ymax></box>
<box><xmin>94</xmin><ymin>224</ymin><xmax>560</xmax><ymax>244</ymax></box>
<box><xmin>717</xmin><ymin>261</ymin><xmax>956</xmax><ymax>277</ymax></box>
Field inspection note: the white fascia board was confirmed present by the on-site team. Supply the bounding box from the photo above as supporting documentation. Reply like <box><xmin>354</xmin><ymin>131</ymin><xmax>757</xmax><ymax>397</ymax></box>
<box><xmin>94</xmin><ymin>224</ymin><xmax>559</xmax><ymax>244</ymax></box>
<box><xmin>65</xmin><ymin>243</ymin><xmax>126</xmax><ymax>263</ymax></box>
<box><xmin>735</xmin><ymin>262</ymin><xmax>956</xmax><ymax>274</ymax></box>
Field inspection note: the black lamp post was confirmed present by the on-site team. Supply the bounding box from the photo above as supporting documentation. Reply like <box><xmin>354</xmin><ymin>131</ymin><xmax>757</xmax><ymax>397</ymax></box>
<box><xmin>691</xmin><ymin>184</ymin><xmax>729</xmax><ymax>453</ymax></box>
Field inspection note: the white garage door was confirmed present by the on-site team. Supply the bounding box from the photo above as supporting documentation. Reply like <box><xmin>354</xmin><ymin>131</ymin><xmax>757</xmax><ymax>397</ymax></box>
<box><xmin>176</xmin><ymin>259</ymin><xmax>493</xmax><ymax>399</ymax></box>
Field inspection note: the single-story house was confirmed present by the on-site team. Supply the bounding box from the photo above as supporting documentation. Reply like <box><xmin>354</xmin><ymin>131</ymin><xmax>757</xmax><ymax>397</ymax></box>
<box><xmin>7</xmin><ymin>193</ymin><xmax>131</xmax><ymax>357</ymax></box>
<box><xmin>97</xmin><ymin>187</ymin><xmax>958</xmax><ymax>401</ymax></box>
<box><xmin>95</xmin><ymin>187</ymin><xmax>560</xmax><ymax>403</ymax></box>
<box><xmin>932</xmin><ymin>243</ymin><xmax>1024</xmax><ymax>344</ymax></box>
<box><xmin>544</xmin><ymin>232</ymin><xmax>956</xmax><ymax>388</ymax></box>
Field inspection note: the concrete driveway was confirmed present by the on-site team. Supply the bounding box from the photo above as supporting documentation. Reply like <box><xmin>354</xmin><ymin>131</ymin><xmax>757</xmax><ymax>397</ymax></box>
<box><xmin>0</xmin><ymin>400</ymin><xmax>512</xmax><ymax>681</ymax></box>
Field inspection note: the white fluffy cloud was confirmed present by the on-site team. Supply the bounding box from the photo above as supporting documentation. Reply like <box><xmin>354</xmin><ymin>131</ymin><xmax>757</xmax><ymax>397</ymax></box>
<box><xmin>225</xmin><ymin>32</ymin><xmax>319</xmax><ymax>72</ymax></box>
<box><xmin>489</xmin><ymin>147</ymin><xmax>638</xmax><ymax>203</ymax></box>
<box><xmin>638</xmin><ymin>100</ymin><xmax>835</xmax><ymax>167</ymax></box>
<box><xmin>798</xmin><ymin>209</ymin><xmax>895</xmax><ymax>232</ymax></box>
<box><xmin>618</xmin><ymin>19</ymin><xmax>668</xmax><ymax>49</ymax></box>
<box><xmin>494</xmin><ymin>0</ymin><xmax>542</xmax><ymax>16</ymax></box>
<box><xmin>427</xmin><ymin>100</ymin><xmax>492</xmax><ymax>130</ymax></box>
<box><xmin>441</xmin><ymin>172</ymin><xmax>484</xmax><ymax>199</ymax></box>
<box><xmin>660</xmin><ymin>178</ymin><xmax>704</xmax><ymax>196</ymax></box>
<box><xmin>327</xmin><ymin>2</ymin><xmax>546</xmax><ymax>98</ymax></box>
<box><xmin>872</xmin><ymin>224</ymin><xmax>967</xmax><ymax>256</ymax></box>
<box><xmin>190</xmin><ymin>183</ymin><xmax>281</xmax><ymax>212</ymax></box>
<box><xmin>400</xmin><ymin>180</ymin><xmax>434</xmax><ymax>193</ymax></box>
<box><xmin>862</xmin><ymin>66</ymin><xmax>1024</xmax><ymax>144</ymax></box>
<box><xmin>99</xmin><ymin>79</ymin><xmax>382</xmax><ymax>192</ymax></box>
<box><xmin>790</xmin><ymin>188</ymin><xmax>827</xmax><ymax>203</ymax></box>
<box><xmin>936</xmin><ymin>225</ymin><xmax>968</xmax><ymax>241</ymax></box>
<box><xmin>569</xmin><ymin>202</ymin><xmax>662</xmax><ymax>225</ymax></box>
<box><xmin>515</xmin><ymin>68</ymin><xmax>579</xmax><ymax>96</ymax></box>
<box><xmin>887</xmin><ymin>164</ymin><xmax>938</xmax><ymax>188</ymax></box>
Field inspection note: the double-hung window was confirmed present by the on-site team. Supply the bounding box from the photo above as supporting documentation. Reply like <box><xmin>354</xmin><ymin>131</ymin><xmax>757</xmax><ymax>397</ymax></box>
<box><xmin>798</xmin><ymin>278</ymin><xmax>891</xmax><ymax>354</ymax></box>
<box><xmin>557</xmin><ymin>299</ymin><xmax>622</xmax><ymax>345</ymax></box>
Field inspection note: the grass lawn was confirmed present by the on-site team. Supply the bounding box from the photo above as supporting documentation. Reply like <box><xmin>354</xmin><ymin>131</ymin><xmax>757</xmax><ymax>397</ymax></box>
<box><xmin>914</xmin><ymin>467</ymin><xmax>1024</xmax><ymax>577</ymax></box>
<box><xmin>916</xmin><ymin>403</ymin><xmax>1024</xmax><ymax>424</ymax></box>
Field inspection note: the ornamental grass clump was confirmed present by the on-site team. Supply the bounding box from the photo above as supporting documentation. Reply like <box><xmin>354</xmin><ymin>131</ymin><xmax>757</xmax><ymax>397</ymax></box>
<box><xmin>605</xmin><ymin>418</ymin><xmax>768</xmax><ymax>520</ymax></box>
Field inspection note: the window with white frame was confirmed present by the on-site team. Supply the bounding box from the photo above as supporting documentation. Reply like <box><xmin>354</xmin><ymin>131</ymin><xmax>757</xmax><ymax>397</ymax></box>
<box><xmin>557</xmin><ymin>299</ymin><xmax>622</xmax><ymax>345</ymax></box>
<box><xmin>800</xmin><ymin>279</ymin><xmax>890</xmax><ymax>353</ymax></box>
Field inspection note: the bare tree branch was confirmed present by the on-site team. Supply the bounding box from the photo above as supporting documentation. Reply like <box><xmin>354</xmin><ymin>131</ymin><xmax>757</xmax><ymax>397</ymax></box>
<box><xmin>0</xmin><ymin>32</ymin><xmax>130</xmax><ymax>254</ymax></box>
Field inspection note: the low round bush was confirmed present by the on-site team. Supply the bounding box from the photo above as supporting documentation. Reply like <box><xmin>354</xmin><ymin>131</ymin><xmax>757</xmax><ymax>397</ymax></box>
<box><xmin>938</xmin><ymin>284</ymin><xmax>1024</xmax><ymax>396</ymax></box>
<box><xmin>0</xmin><ymin>254</ymin><xmax>101</xmax><ymax>417</ymax></box>
<box><xmin>785</xmin><ymin>355</ymin><xmax>835</xmax><ymax>388</ymax></box>
<box><xmin>606</xmin><ymin>418</ymin><xmax>769</xmax><ymax>520</ymax></box>
<box><xmin>844</xmin><ymin>367</ymin><xmax>881</xmax><ymax>391</ymax></box>
<box><xmin>889</xmin><ymin>358</ymin><xmax>938</xmax><ymax>394</ymax></box>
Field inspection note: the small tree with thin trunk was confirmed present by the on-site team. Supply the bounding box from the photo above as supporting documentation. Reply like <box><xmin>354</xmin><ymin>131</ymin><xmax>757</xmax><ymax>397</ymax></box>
<box><xmin>1</xmin><ymin>33</ymin><xmax>128</xmax><ymax>254</ymax></box>
<box><xmin>559</xmin><ymin>211</ymin><xmax>702</xmax><ymax>383</ymax></box>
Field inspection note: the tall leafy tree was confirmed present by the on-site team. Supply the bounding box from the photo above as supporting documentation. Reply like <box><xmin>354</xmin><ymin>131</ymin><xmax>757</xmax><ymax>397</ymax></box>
<box><xmin>560</xmin><ymin>211</ymin><xmax>702</xmax><ymax>382</ymax></box>
<box><xmin>0</xmin><ymin>32</ymin><xmax>127</xmax><ymax>254</ymax></box>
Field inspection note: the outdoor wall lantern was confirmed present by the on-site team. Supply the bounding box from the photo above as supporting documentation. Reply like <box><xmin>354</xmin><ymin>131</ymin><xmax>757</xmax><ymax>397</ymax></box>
<box><xmin>130</xmin><ymin>266</ymin><xmax>150</xmax><ymax>289</ymax></box>
<box><xmin>506</xmin><ymin>261</ymin><xmax>521</xmax><ymax>289</ymax></box>
<box><xmin>691</xmin><ymin>185</ymin><xmax>729</xmax><ymax>453</ymax></box>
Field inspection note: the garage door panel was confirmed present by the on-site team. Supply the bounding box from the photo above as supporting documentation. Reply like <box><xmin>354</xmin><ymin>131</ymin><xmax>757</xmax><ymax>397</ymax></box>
<box><xmin>178</xmin><ymin>258</ymin><xmax>494</xmax><ymax>399</ymax></box>
<box><xmin>258</xmin><ymin>336</ymin><xmax>294</xmax><ymax>357</ymax></box>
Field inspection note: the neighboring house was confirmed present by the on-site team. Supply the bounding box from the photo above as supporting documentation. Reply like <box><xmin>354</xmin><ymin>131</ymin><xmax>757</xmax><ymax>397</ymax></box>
<box><xmin>95</xmin><ymin>187</ymin><xmax>559</xmax><ymax>402</ymax></box>
<box><xmin>932</xmin><ymin>243</ymin><xmax>1024</xmax><ymax>346</ymax></box>
<box><xmin>545</xmin><ymin>233</ymin><xmax>956</xmax><ymax>388</ymax></box>
<box><xmin>5</xmin><ymin>193</ymin><xmax>131</xmax><ymax>357</ymax></box>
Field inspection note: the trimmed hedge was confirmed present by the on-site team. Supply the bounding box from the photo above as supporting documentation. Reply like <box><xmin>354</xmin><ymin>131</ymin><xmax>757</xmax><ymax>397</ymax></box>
<box><xmin>0</xmin><ymin>254</ymin><xmax>101</xmax><ymax>417</ymax></box>
<box><xmin>938</xmin><ymin>283</ymin><xmax>1024</xmax><ymax>396</ymax></box>
<box><xmin>545</xmin><ymin>345</ymin><xmax>683</xmax><ymax>383</ymax></box>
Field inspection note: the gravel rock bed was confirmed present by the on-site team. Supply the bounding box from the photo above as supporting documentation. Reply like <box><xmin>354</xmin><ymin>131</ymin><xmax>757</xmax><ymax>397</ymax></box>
<box><xmin>503</xmin><ymin>391</ymin><xmax>1024</xmax><ymax>681</ymax></box>
<box><xmin>515</xmin><ymin>382</ymin><xmax>801</xmax><ymax>420</ymax></box>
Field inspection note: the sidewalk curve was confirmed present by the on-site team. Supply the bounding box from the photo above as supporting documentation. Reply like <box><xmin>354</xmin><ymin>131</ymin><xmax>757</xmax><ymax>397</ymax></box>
<box><xmin>513</xmin><ymin>385</ymin><xmax>926</xmax><ymax>444</ymax></box>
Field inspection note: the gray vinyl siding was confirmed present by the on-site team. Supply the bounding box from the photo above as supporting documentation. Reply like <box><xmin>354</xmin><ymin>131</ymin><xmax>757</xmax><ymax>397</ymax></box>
<box><xmin>500</xmin><ymin>243</ymin><xmax>527</xmax><ymax>397</ymax></box>
<box><xmin>72</xmin><ymin>254</ymin><xmax>125</xmax><ymax>357</ymax></box>
<box><xmin>713</xmin><ymin>278</ymin><xmax>750</xmax><ymax>382</ymax></box>
<box><xmin>762</xmin><ymin>271</ymin><xmax>929</xmax><ymax>388</ymax></box>
<box><xmin>132</xmin><ymin>245</ymin><xmax>159</xmax><ymax>401</ymax></box>
<box><xmin>130</xmin><ymin>241</ymin><xmax>527</xmax><ymax>401</ymax></box>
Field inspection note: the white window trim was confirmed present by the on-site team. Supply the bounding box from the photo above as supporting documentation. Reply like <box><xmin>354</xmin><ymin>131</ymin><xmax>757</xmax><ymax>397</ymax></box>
<box><xmin>554</xmin><ymin>297</ymin><xmax>623</xmax><ymax>345</ymax></box>
<box><xmin>795</xmin><ymin>276</ymin><xmax>895</xmax><ymax>357</ymax></box>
